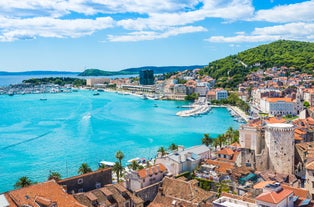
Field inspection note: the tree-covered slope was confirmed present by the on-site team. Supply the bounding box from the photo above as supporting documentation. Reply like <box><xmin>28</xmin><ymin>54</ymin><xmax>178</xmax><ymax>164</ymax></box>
<box><xmin>202</xmin><ymin>40</ymin><xmax>314</xmax><ymax>88</ymax></box>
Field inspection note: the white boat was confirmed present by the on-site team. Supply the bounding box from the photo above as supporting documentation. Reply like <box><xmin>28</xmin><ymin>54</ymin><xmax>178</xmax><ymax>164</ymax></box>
<box><xmin>127</xmin><ymin>157</ymin><xmax>140</xmax><ymax>163</ymax></box>
<box><xmin>99</xmin><ymin>160</ymin><xmax>115</xmax><ymax>167</ymax></box>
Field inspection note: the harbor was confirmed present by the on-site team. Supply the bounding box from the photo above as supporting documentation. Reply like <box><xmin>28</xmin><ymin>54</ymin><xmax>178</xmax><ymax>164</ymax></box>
<box><xmin>176</xmin><ymin>97</ymin><xmax>211</xmax><ymax>117</ymax></box>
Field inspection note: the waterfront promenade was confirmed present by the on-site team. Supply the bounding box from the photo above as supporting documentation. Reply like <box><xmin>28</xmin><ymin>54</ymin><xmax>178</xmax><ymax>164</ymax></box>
<box><xmin>211</xmin><ymin>104</ymin><xmax>249</xmax><ymax>122</ymax></box>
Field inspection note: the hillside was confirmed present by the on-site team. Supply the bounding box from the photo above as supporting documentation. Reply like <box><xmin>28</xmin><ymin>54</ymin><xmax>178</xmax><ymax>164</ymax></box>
<box><xmin>78</xmin><ymin>65</ymin><xmax>205</xmax><ymax>76</ymax></box>
<box><xmin>201</xmin><ymin>40</ymin><xmax>314</xmax><ymax>89</ymax></box>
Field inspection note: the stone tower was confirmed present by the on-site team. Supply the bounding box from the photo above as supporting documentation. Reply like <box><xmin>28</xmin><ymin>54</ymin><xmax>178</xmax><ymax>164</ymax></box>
<box><xmin>265</xmin><ymin>123</ymin><xmax>295</xmax><ymax>175</ymax></box>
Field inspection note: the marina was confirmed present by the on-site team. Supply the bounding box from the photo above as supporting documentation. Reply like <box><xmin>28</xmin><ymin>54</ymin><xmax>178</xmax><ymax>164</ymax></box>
<box><xmin>0</xmin><ymin>91</ymin><xmax>239</xmax><ymax>192</ymax></box>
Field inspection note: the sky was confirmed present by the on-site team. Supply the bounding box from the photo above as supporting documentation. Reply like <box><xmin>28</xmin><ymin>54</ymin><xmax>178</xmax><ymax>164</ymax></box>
<box><xmin>0</xmin><ymin>0</ymin><xmax>313</xmax><ymax>72</ymax></box>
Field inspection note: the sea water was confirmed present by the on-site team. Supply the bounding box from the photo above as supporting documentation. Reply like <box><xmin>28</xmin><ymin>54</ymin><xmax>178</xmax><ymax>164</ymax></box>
<box><xmin>0</xmin><ymin>90</ymin><xmax>239</xmax><ymax>192</ymax></box>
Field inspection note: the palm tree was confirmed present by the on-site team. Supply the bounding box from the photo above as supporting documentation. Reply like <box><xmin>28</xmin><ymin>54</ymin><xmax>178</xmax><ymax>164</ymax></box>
<box><xmin>48</xmin><ymin>171</ymin><xmax>61</xmax><ymax>181</ymax></box>
<box><xmin>217</xmin><ymin>134</ymin><xmax>226</xmax><ymax>149</ymax></box>
<box><xmin>225</xmin><ymin>127</ymin><xmax>234</xmax><ymax>145</ymax></box>
<box><xmin>202</xmin><ymin>133</ymin><xmax>213</xmax><ymax>147</ymax></box>
<box><xmin>14</xmin><ymin>176</ymin><xmax>33</xmax><ymax>189</ymax></box>
<box><xmin>115</xmin><ymin>150</ymin><xmax>124</xmax><ymax>166</ymax></box>
<box><xmin>112</xmin><ymin>161</ymin><xmax>123</xmax><ymax>182</ymax></box>
<box><xmin>78</xmin><ymin>163</ymin><xmax>92</xmax><ymax>174</ymax></box>
<box><xmin>129</xmin><ymin>160</ymin><xmax>140</xmax><ymax>171</ymax></box>
<box><xmin>168</xmin><ymin>143</ymin><xmax>178</xmax><ymax>151</ymax></box>
<box><xmin>157</xmin><ymin>146</ymin><xmax>167</xmax><ymax>156</ymax></box>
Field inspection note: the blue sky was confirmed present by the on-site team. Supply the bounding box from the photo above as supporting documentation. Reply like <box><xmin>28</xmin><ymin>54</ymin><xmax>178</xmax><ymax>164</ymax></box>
<box><xmin>0</xmin><ymin>0</ymin><xmax>313</xmax><ymax>72</ymax></box>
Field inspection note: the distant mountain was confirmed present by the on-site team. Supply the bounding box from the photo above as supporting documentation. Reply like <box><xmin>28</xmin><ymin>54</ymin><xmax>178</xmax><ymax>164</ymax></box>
<box><xmin>0</xmin><ymin>71</ymin><xmax>80</xmax><ymax>76</ymax></box>
<box><xmin>201</xmin><ymin>40</ymin><xmax>314</xmax><ymax>89</ymax></box>
<box><xmin>78</xmin><ymin>65</ymin><xmax>205</xmax><ymax>76</ymax></box>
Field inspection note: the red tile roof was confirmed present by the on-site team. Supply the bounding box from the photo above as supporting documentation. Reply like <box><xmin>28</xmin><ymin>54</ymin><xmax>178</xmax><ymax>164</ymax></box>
<box><xmin>6</xmin><ymin>180</ymin><xmax>85</xmax><ymax>207</ymax></box>
<box><xmin>217</xmin><ymin>148</ymin><xmax>234</xmax><ymax>156</ymax></box>
<box><xmin>256</xmin><ymin>189</ymin><xmax>293</xmax><ymax>204</ymax></box>
<box><xmin>137</xmin><ymin>164</ymin><xmax>167</xmax><ymax>179</ymax></box>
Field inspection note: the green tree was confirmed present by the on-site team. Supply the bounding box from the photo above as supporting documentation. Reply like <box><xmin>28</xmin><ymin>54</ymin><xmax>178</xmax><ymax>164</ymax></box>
<box><xmin>115</xmin><ymin>150</ymin><xmax>124</xmax><ymax>166</ymax></box>
<box><xmin>129</xmin><ymin>160</ymin><xmax>140</xmax><ymax>171</ymax></box>
<box><xmin>202</xmin><ymin>133</ymin><xmax>213</xmax><ymax>147</ymax></box>
<box><xmin>304</xmin><ymin>101</ymin><xmax>310</xmax><ymax>108</ymax></box>
<box><xmin>168</xmin><ymin>143</ymin><xmax>178</xmax><ymax>151</ymax></box>
<box><xmin>158</xmin><ymin>146</ymin><xmax>167</xmax><ymax>156</ymax></box>
<box><xmin>14</xmin><ymin>176</ymin><xmax>33</xmax><ymax>189</ymax></box>
<box><xmin>78</xmin><ymin>163</ymin><xmax>92</xmax><ymax>174</ymax></box>
<box><xmin>112</xmin><ymin>161</ymin><xmax>123</xmax><ymax>182</ymax></box>
<box><xmin>48</xmin><ymin>171</ymin><xmax>62</xmax><ymax>181</ymax></box>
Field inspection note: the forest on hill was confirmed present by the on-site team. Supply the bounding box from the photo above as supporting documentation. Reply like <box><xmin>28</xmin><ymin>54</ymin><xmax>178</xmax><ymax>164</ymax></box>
<box><xmin>201</xmin><ymin>40</ymin><xmax>314</xmax><ymax>89</ymax></box>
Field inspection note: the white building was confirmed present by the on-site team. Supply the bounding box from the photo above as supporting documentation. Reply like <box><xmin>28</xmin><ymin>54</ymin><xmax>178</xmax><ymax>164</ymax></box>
<box><xmin>216</xmin><ymin>89</ymin><xmax>228</xmax><ymax>100</ymax></box>
<box><xmin>86</xmin><ymin>78</ymin><xmax>110</xmax><ymax>87</ymax></box>
<box><xmin>213</xmin><ymin>196</ymin><xmax>257</xmax><ymax>207</ymax></box>
<box><xmin>125</xmin><ymin>164</ymin><xmax>168</xmax><ymax>192</ymax></box>
<box><xmin>155</xmin><ymin>145</ymin><xmax>210</xmax><ymax>176</ymax></box>
<box><xmin>260</xmin><ymin>97</ymin><xmax>296</xmax><ymax>116</ymax></box>
<box><xmin>255</xmin><ymin>183</ymin><xmax>294</xmax><ymax>207</ymax></box>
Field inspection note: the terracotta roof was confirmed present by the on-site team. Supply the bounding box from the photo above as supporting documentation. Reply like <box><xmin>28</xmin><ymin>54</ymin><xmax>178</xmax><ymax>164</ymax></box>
<box><xmin>281</xmin><ymin>184</ymin><xmax>309</xmax><ymax>199</ymax></box>
<box><xmin>230</xmin><ymin>142</ymin><xmax>241</xmax><ymax>148</ymax></box>
<box><xmin>266</xmin><ymin>97</ymin><xmax>294</xmax><ymax>103</ymax></box>
<box><xmin>253</xmin><ymin>181</ymin><xmax>275</xmax><ymax>189</ymax></box>
<box><xmin>306</xmin><ymin>161</ymin><xmax>314</xmax><ymax>170</ymax></box>
<box><xmin>206</xmin><ymin>159</ymin><xmax>234</xmax><ymax>174</ymax></box>
<box><xmin>265</xmin><ymin>117</ymin><xmax>286</xmax><ymax>124</ymax></box>
<box><xmin>137</xmin><ymin>164</ymin><xmax>167</xmax><ymax>179</ymax></box>
<box><xmin>294</xmin><ymin>134</ymin><xmax>304</xmax><ymax>141</ymax></box>
<box><xmin>295</xmin><ymin>128</ymin><xmax>307</xmax><ymax>135</ymax></box>
<box><xmin>217</xmin><ymin>148</ymin><xmax>234</xmax><ymax>156</ymax></box>
<box><xmin>256</xmin><ymin>189</ymin><xmax>293</xmax><ymax>204</ymax></box>
<box><xmin>6</xmin><ymin>180</ymin><xmax>85</xmax><ymax>207</ymax></box>
<box><xmin>58</xmin><ymin>168</ymin><xmax>111</xmax><ymax>183</ymax></box>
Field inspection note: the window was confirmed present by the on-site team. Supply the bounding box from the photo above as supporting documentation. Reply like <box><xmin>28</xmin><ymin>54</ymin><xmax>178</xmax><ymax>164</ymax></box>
<box><xmin>96</xmin><ymin>182</ymin><xmax>101</xmax><ymax>188</ymax></box>
<box><xmin>78</xmin><ymin>188</ymin><xmax>84</xmax><ymax>193</ymax></box>
<box><xmin>78</xmin><ymin>178</ymin><xmax>83</xmax><ymax>184</ymax></box>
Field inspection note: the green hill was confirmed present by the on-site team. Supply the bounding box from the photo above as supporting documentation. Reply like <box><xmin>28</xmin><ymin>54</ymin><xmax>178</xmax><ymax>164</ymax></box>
<box><xmin>78</xmin><ymin>65</ymin><xmax>205</xmax><ymax>76</ymax></box>
<box><xmin>201</xmin><ymin>40</ymin><xmax>314</xmax><ymax>89</ymax></box>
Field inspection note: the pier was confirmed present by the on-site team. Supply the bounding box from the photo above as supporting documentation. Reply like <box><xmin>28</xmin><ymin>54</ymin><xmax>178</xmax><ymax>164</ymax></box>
<box><xmin>176</xmin><ymin>97</ymin><xmax>211</xmax><ymax>117</ymax></box>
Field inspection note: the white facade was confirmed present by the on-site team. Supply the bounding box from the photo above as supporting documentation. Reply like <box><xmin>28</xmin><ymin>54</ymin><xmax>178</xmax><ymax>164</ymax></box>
<box><xmin>213</xmin><ymin>196</ymin><xmax>257</xmax><ymax>207</ymax></box>
<box><xmin>265</xmin><ymin>123</ymin><xmax>295</xmax><ymax>175</ymax></box>
<box><xmin>260</xmin><ymin>98</ymin><xmax>296</xmax><ymax>115</ymax></box>
<box><xmin>155</xmin><ymin>145</ymin><xmax>210</xmax><ymax>175</ymax></box>
<box><xmin>125</xmin><ymin>164</ymin><xmax>167</xmax><ymax>192</ymax></box>
<box><xmin>86</xmin><ymin>78</ymin><xmax>110</xmax><ymax>87</ymax></box>
<box><xmin>216</xmin><ymin>90</ymin><xmax>228</xmax><ymax>100</ymax></box>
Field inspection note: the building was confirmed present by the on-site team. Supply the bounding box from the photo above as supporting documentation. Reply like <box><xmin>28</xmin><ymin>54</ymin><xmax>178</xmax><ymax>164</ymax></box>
<box><xmin>155</xmin><ymin>145</ymin><xmax>210</xmax><ymax>176</ymax></box>
<box><xmin>216</xmin><ymin>89</ymin><xmax>228</xmax><ymax>100</ymax></box>
<box><xmin>139</xmin><ymin>70</ymin><xmax>154</xmax><ymax>85</ymax></box>
<box><xmin>125</xmin><ymin>164</ymin><xmax>168</xmax><ymax>192</ymax></box>
<box><xmin>86</xmin><ymin>78</ymin><xmax>110</xmax><ymax>87</ymax></box>
<box><xmin>265</xmin><ymin>123</ymin><xmax>295</xmax><ymax>175</ymax></box>
<box><xmin>255</xmin><ymin>183</ymin><xmax>294</xmax><ymax>207</ymax></box>
<box><xmin>58</xmin><ymin>168</ymin><xmax>112</xmax><ymax>194</ymax></box>
<box><xmin>305</xmin><ymin>161</ymin><xmax>314</xmax><ymax>199</ymax></box>
<box><xmin>74</xmin><ymin>183</ymin><xmax>144</xmax><ymax>207</ymax></box>
<box><xmin>260</xmin><ymin>97</ymin><xmax>296</xmax><ymax>115</ymax></box>
<box><xmin>148</xmin><ymin>177</ymin><xmax>216</xmax><ymax>207</ymax></box>
<box><xmin>1</xmin><ymin>180</ymin><xmax>85</xmax><ymax>207</ymax></box>
<box><xmin>213</xmin><ymin>194</ymin><xmax>257</xmax><ymax>207</ymax></box>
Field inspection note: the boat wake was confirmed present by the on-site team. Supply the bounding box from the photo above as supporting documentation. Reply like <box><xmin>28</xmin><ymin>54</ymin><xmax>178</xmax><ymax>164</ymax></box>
<box><xmin>1</xmin><ymin>131</ymin><xmax>52</xmax><ymax>150</ymax></box>
<box><xmin>82</xmin><ymin>113</ymin><xmax>91</xmax><ymax>120</ymax></box>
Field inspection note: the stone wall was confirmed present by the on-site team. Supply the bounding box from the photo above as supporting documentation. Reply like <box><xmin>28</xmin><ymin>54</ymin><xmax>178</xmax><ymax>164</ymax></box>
<box><xmin>135</xmin><ymin>182</ymin><xmax>161</xmax><ymax>206</ymax></box>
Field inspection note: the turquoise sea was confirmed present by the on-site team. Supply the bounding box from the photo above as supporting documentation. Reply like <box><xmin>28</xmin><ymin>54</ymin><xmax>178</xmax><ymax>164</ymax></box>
<box><xmin>0</xmin><ymin>90</ymin><xmax>239</xmax><ymax>193</ymax></box>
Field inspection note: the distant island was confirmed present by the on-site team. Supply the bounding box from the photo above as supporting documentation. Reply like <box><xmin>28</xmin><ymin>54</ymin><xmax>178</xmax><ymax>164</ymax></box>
<box><xmin>78</xmin><ymin>65</ymin><xmax>206</xmax><ymax>76</ymax></box>
<box><xmin>0</xmin><ymin>71</ymin><xmax>80</xmax><ymax>76</ymax></box>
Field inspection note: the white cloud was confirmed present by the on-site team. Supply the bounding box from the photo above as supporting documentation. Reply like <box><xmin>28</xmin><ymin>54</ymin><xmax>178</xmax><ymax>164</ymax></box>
<box><xmin>117</xmin><ymin>0</ymin><xmax>254</xmax><ymax>31</ymax></box>
<box><xmin>206</xmin><ymin>22</ymin><xmax>314</xmax><ymax>43</ymax></box>
<box><xmin>0</xmin><ymin>16</ymin><xmax>114</xmax><ymax>42</ymax></box>
<box><xmin>107</xmin><ymin>26</ymin><xmax>207</xmax><ymax>42</ymax></box>
<box><xmin>253</xmin><ymin>0</ymin><xmax>314</xmax><ymax>23</ymax></box>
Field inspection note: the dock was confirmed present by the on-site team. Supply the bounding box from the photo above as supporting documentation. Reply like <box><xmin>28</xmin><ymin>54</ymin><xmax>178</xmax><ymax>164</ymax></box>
<box><xmin>176</xmin><ymin>97</ymin><xmax>211</xmax><ymax>117</ymax></box>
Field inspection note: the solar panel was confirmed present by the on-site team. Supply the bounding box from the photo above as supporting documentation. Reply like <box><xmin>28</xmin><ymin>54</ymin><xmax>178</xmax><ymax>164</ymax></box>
<box><xmin>300</xmin><ymin>199</ymin><xmax>311</xmax><ymax>206</ymax></box>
